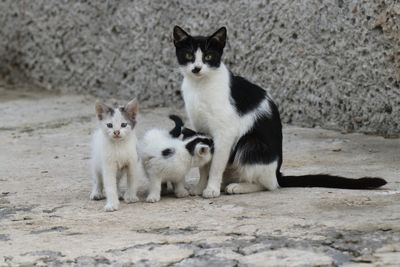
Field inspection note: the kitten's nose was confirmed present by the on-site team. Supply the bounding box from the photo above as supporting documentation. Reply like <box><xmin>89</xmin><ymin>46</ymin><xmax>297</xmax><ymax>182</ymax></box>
<box><xmin>113</xmin><ymin>130</ymin><xmax>120</xmax><ymax>136</ymax></box>
<box><xmin>192</xmin><ymin>67</ymin><xmax>201</xmax><ymax>74</ymax></box>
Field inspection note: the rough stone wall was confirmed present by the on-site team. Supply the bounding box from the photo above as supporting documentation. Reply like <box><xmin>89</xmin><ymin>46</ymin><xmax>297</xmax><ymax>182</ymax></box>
<box><xmin>0</xmin><ymin>0</ymin><xmax>399</xmax><ymax>136</ymax></box>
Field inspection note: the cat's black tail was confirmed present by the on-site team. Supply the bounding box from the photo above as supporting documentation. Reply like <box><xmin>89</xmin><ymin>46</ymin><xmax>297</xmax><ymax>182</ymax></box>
<box><xmin>277</xmin><ymin>173</ymin><xmax>387</xmax><ymax>189</ymax></box>
<box><xmin>169</xmin><ymin>115</ymin><xmax>184</xmax><ymax>138</ymax></box>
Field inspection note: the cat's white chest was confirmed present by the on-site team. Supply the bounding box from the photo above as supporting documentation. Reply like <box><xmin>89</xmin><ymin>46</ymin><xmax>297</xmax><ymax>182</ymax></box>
<box><xmin>103</xmin><ymin>136</ymin><xmax>137</xmax><ymax>168</ymax></box>
<box><xmin>181</xmin><ymin>65</ymin><xmax>235</xmax><ymax>135</ymax></box>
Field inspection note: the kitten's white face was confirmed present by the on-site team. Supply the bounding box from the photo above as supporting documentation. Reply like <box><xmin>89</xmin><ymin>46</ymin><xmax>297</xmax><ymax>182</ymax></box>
<box><xmin>95</xmin><ymin>99</ymin><xmax>138</xmax><ymax>142</ymax></box>
<box><xmin>99</xmin><ymin>109</ymin><xmax>132</xmax><ymax>141</ymax></box>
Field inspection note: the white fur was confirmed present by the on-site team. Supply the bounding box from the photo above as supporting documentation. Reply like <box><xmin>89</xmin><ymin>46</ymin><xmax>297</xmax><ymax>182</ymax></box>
<box><xmin>181</xmin><ymin>61</ymin><xmax>276</xmax><ymax>197</ymax></box>
<box><xmin>90</xmin><ymin>108</ymin><xmax>144</xmax><ymax>211</ymax></box>
<box><xmin>138</xmin><ymin>128</ymin><xmax>212</xmax><ymax>202</ymax></box>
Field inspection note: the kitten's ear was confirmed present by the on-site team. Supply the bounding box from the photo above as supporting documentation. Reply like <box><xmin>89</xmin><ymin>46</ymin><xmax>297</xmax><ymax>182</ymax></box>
<box><xmin>95</xmin><ymin>100</ymin><xmax>113</xmax><ymax>120</ymax></box>
<box><xmin>182</xmin><ymin>127</ymin><xmax>197</xmax><ymax>139</ymax></box>
<box><xmin>208</xmin><ymin>27</ymin><xmax>227</xmax><ymax>49</ymax></box>
<box><xmin>173</xmin><ymin>26</ymin><xmax>190</xmax><ymax>46</ymax></box>
<box><xmin>124</xmin><ymin>98</ymin><xmax>139</xmax><ymax>121</ymax></box>
<box><xmin>196</xmin><ymin>145</ymin><xmax>210</xmax><ymax>157</ymax></box>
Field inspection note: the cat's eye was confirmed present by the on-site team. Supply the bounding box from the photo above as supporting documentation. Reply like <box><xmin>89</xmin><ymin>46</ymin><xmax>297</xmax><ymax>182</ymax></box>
<box><xmin>106</xmin><ymin>123</ymin><xmax>113</xmax><ymax>128</ymax></box>
<box><xmin>121</xmin><ymin>123</ymin><xmax>128</xmax><ymax>128</ymax></box>
<box><xmin>185</xmin><ymin>52</ymin><xmax>193</xmax><ymax>60</ymax></box>
<box><xmin>204</xmin><ymin>54</ymin><xmax>213</xmax><ymax>61</ymax></box>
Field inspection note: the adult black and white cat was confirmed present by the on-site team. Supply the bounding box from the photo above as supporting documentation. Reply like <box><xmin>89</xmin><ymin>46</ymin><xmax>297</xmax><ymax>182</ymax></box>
<box><xmin>172</xmin><ymin>26</ymin><xmax>387</xmax><ymax>198</ymax></box>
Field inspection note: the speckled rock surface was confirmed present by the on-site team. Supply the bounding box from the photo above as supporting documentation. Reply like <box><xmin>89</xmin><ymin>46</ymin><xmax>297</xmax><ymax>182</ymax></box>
<box><xmin>0</xmin><ymin>0</ymin><xmax>399</xmax><ymax>136</ymax></box>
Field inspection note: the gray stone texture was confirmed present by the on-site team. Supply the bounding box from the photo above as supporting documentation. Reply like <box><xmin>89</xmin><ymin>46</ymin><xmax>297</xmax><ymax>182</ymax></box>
<box><xmin>0</xmin><ymin>0</ymin><xmax>399</xmax><ymax>136</ymax></box>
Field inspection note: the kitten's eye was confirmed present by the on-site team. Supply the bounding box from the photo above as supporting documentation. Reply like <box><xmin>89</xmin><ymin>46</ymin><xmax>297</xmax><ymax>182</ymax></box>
<box><xmin>185</xmin><ymin>52</ymin><xmax>193</xmax><ymax>60</ymax></box>
<box><xmin>106</xmin><ymin>123</ymin><xmax>113</xmax><ymax>128</ymax></box>
<box><xmin>121</xmin><ymin>123</ymin><xmax>128</xmax><ymax>128</ymax></box>
<box><xmin>204</xmin><ymin>54</ymin><xmax>213</xmax><ymax>61</ymax></box>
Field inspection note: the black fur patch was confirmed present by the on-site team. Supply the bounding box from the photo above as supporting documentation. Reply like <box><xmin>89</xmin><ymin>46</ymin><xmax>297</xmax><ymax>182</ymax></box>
<box><xmin>169</xmin><ymin>115</ymin><xmax>184</xmax><ymax>138</ymax></box>
<box><xmin>185</xmin><ymin>137</ymin><xmax>214</xmax><ymax>156</ymax></box>
<box><xmin>181</xmin><ymin>128</ymin><xmax>198</xmax><ymax>140</ymax></box>
<box><xmin>278</xmin><ymin>174</ymin><xmax>387</xmax><ymax>189</ymax></box>
<box><xmin>161</xmin><ymin>148</ymin><xmax>175</xmax><ymax>158</ymax></box>
<box><xmin>230</xmin><ymin>73</ymin><xmax>267</xmax><ymax>115</ymax></box>
<box><xmin>229</xmin><ymin>100</ymin><xmax>282</xmax><ymax>177</ymax></box>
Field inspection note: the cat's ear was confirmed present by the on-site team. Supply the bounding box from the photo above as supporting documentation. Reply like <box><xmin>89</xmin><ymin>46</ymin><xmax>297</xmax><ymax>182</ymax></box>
<box><xmin>208</xmin><ymin>27</ymin><xmax>227</xmax><ymax>49</ymax></box>
<box><xmin>173</xmin><ymin>26</ymin><xmax>190</xmax><ymax>46</ymax></box>
<box><xmin>182</xmin><ymin>127</ymin><xmax>197</xmax><ymax>139</ymax></box>
<box><xmin>124</xmin><ymin>98</ymin><xmax>139</xmax><ymax>121</ymax></box>
<box><xmin>196</xmin><ymin>144</ymin><xmax>210</xmax><ymax>157</ymax></box>
<box><xmin>95</xmin><ymin>100</ymin><xmax>113</xmax><ymax>120</ymax></box>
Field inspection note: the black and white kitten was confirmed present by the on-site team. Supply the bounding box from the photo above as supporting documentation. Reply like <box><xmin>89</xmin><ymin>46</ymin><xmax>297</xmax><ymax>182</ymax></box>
<box><xmin>173</xmin><ymin>26</ymin><xmax>387</xmax><ymax>198</ymax></box>
<box><xmin>138</xmin><ymin>115</ymin><xmax>214</xmax><ymax>202</ymax></box>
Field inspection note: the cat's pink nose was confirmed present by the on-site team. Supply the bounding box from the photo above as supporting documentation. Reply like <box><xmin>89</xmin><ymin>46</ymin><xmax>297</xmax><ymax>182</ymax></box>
<box><xmin>113</xmin><ymin>130</ymin><xmax>120</xmax><ymax>136</ymax></box>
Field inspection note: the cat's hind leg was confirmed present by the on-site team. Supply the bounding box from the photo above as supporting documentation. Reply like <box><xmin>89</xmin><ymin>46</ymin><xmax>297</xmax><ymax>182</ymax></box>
<box><xmin>190</xmin><ymin>163</ymin><xmax>210</xmax><ymax>196</ymax></box>
<box><xmin>146</xmin><ymin>175</ymin><xmax>162</xmax><ymax>203</ymax></box>
<box><xmin>257</xmin><ymin>161</ymin><xmax>279</xmax><ymax>191</ymax></box>
<box><xmin>174</xmin><ymin>179</ymin><xmax>189</xmax><ymax>198</ymax></box>
<box><xmin>225</xmin><ymin>182</ymin><xmax>264</xmax><ymax>194</ymax></box>
<box><xmin>223</xmin><ymin>167</ymin><xmax>265</xmax><ymax>194</ymax></box>
<box><xmin>90</xmin><ymin>169</ymin><xmax>105</xmax><ymax>200</ymax></box>
<box><xmin>224</xmin><ymin>161</ymin><xmax>279</xmax><ymax>194</ymax></box>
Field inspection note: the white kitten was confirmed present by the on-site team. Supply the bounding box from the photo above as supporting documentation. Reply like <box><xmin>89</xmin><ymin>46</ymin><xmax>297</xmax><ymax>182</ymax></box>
<box><xmin>90</xmin><ymin>99</ymin><xmax>144</xmax><ymax>211</ymax></box>
<box><xmin>138</xmin><ymin>115</ymin><xmax>213</xmax><ymax>203</ymax></box>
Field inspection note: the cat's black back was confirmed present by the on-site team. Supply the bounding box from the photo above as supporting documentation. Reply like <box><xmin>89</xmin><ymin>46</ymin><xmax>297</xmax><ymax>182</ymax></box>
<box><xmin>228</xmin><ymin>74</ymin><xmax>283</xmax><ymax>177</ymax></box>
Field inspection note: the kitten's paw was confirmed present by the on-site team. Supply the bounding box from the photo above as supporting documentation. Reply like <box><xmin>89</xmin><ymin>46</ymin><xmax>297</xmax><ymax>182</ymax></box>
<box><xmin>175</xmin><ymin>189</ymin><xmax>189</xmax><ymax>198</ymax></box>
<box><xmin>90</xmin><ymin>191</ymin><xmax>105</xmax><ymax>200</ymax></box>
<box><xmin>189</xmin><ymin>186</ymin><xmax>204</xmax><ymax>196</ymax></box>
<box><xmin>202</xmin><ymin>186</ymin><xmax>220</xmax><ymax>198</ymax></box>
<box><xmin>123</xmin><ymin>192</ymin><xmax>139</xmax><ymax>203</ymax></box>
<box><xmin>104</xmin><ymin>202</ymin><xmax>119</xmax><ymax>212</ymax></box>
<box><xmin>146</xmin><ymin>194</ymin><xmax>161</xmax><ymax>203</ymax></box>
<box><xmin>225</xmin><ymin>183</ymin><xmax>241</xmax><ymax>194</ymax></box>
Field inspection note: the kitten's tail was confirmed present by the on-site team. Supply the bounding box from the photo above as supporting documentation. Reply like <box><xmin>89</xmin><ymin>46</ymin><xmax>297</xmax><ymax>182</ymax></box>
<box><xmin>277</xmin><ymin>173</ymin><xmax>387</xmax><ymax>189</ymax></box>
<box><xmin>169</xmin><ymin>115</ymin><xmax>184</xmax><ymax>138</ymax></box>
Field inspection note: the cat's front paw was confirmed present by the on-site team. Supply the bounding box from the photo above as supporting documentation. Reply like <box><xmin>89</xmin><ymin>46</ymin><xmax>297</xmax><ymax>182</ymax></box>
<box><xmin>124</xmin><ymin>191</ymin><xmax>139</xmax><ymax>203</ymax></box>
<box><xmin>90</xmin><ymin>191</ymin><xmax>105</xmax><ymax>200</ymax></box>
<box><xmin>202</xmin><ymin>186</ymin><xmax>220</xmax><ymax>198</ymax></box>
<box><xmin>146</xmin><ymin>193</ymin><xmax>161</xmax><ymax>203</ymax></box>
<box><xmin>189</xmin><ymin>186</ymin><xmax>204</xmax><ymax>196</ymax></box>
<box><xmin>118</xmin><ymin>190</ymin><xmax>124</xmax><ymax>200</ymax></box>
<box><xmin>104</xmin><ymin>202</ymin><xmax>119</xmax><ymax>212</ymax></box>
<box><xmin>175</xmin><ymin>189</ymin><xmax>189</xmax><ymax>198</ymax></box>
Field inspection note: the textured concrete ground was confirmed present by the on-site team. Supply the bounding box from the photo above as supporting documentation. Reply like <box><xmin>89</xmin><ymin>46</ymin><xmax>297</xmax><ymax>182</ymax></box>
<box><xmin>1</xmin><ymin>0</ymin><xmax>399</xmax><ymax>136</ymax></box>
<box><xmin>0</xmin><ymin>83</ymin><xmax>399</xmax><ymax>267</ymax></box>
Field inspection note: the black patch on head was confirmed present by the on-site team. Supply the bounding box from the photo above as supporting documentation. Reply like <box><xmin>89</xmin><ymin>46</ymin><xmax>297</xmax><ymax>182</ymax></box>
<box><xmin>181</xmin><ymin>127</ymin><xmax>198</xmax><ymax>140</ymax></box>
<box><xmin>169</xmin><ymin>115</ymin><xmax>184</xmax><ymax>138</ymax></box>
<box><xmin>173</xmin><ymin>26</ymin><xmax>226</xmax><ymax>69</ymax></box>
<box><xmin>230</xmin><ymin>73</ymin><xmax>267</xmax><ymax>116</ymax></box>
<box><xmin>229</xmin><ymin>101</ymin><xmax>282</xmax><ymax>178</ymax></box>
<box><xmin>161</xmin><ymin>148</ymin><xmax>175</xmax><ymax>158</ymax></box>
<box><xmin>185</xmin><ymin>137</ymin><xmax>214</xmax><ymax>156</ymax></box>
